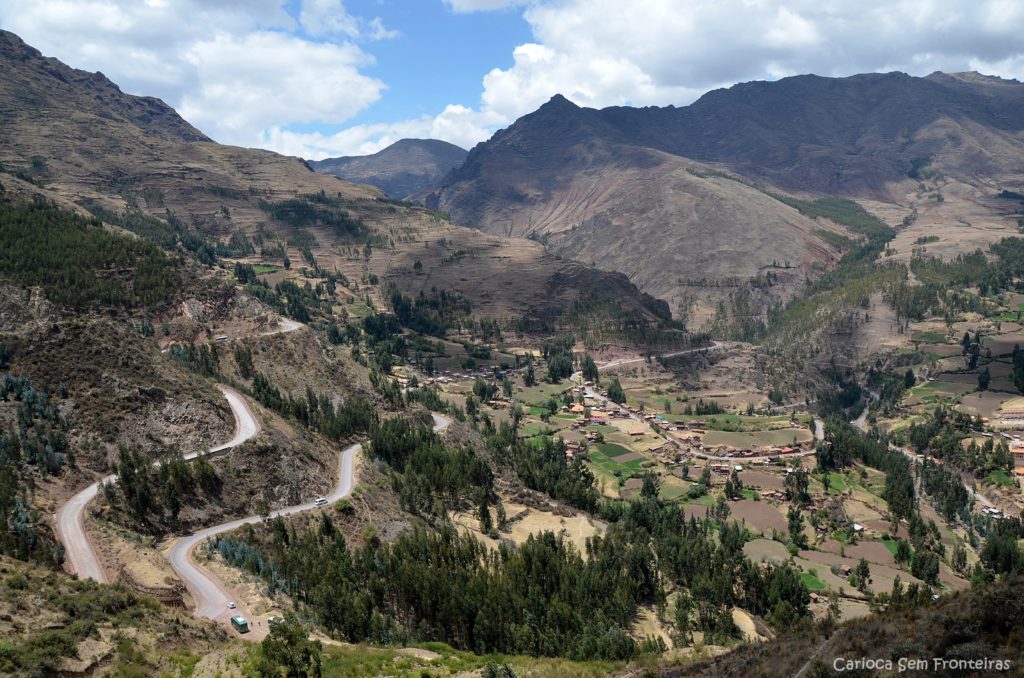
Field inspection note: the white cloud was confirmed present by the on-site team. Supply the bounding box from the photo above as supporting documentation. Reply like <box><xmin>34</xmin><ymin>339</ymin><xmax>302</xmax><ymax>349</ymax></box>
<box><xmin>4</xmin><ymin>0</ymin><xmax>1024</xmax><ymax>161</ymax></box>
<box><xmin>262</xmin><ymin>103</ymin><xmax>501</xmax><ymax>159</ymax></box>
<box><xmin>180</xmin><ymin>31</ymin><xmax>384</xmax><ymax>146</ymax></box>
<box><xmin>299</xmin><ymin>0</ymin><xmax>359</xmax><ymax>38</ymax></box>
<box><xmin>298</xmin><ymin>0</ymin><xmax>398</xmax><ymax>40</ymax></box>
<box><xmin>0</xmin><ymin>0</ymin><xmax>388</xmax><ymax>149</ymax></box>
<box><xmin>443</xmin><ymin>0</ymin><xmax>530</xmax><ymax>13</ymax></box>
<box><xmin>422</xmin><ymin>0</ymin><xmax>1024</xmax><ymax>149</ymax></box>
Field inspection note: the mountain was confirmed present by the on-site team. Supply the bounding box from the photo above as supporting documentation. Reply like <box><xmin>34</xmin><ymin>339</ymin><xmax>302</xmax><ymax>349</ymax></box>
<box><xmin>423</xmin><ymin>73</ymin><xmax>1024</xmax><ymax>321</ymax></box>
<box><xmin>599</xmin><ymin>70</ymin><xmax>1024</xmax><ymax>195</ymax></box>
<box><xmin>0</xmin><ymin>29</ymin><xmax>667</xmax><ymax>331</ymax></box>
<box><xmin>420</xmin><ymin>94</ymin><xmax>848</xmax><ymax>320</ymax></box>
<box><xmin>309</xmin><ymin>138</ymin><xmax>467</xmax><ymax>199</ymax></box>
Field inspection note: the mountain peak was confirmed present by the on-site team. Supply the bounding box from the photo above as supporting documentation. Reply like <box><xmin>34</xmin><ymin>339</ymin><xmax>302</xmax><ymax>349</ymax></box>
<box><xmin>0</xmin><ymin>29</ymin><xmax>210</xmax><ymax>143</ymax></box>
<box><xmin>540</xmin><ymin>93</ymin><xmax>580</xmax><ymax>111</ymax></box>
<box><xmin>310</xmin><ymin>138</ymin><xmax>468</xmax><ymax>199</ymax></box>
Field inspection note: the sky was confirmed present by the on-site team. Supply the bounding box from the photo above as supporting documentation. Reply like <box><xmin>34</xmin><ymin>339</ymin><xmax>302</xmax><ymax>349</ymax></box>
<box><xmin>2</xmin><ymin>1</ymin><xmax>1024</xmax><ymax>160</ymax></box>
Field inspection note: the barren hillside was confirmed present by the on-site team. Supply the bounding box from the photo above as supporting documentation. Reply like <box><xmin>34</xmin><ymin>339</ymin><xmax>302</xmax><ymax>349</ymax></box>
<box><xmin>0</xmin><ymin>30</ymin><xmax>665</xmax><ymax>331</ymax></box>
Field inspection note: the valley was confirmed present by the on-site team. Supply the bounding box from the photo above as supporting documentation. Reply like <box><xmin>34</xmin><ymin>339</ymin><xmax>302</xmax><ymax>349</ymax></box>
<box><xmin>0</xmin><ymin>24</ymin><xmax>1022</xmax><ymax>678</ymax></box>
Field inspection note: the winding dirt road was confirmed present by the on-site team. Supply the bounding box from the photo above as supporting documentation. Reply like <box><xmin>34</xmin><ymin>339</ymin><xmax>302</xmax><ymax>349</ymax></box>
<box><xmin>55</xmin><ymin>314</ymin><xmax>451</xmax><ymax>637</ymax></box>
<box><xmin>54</xmin><ymin>384</ymin><xmax>260</xmax><ymax>584</ymax></box>
<box><xmin>169</xmin><ymin>411</ymin><xmax>450</xmax><ymax>627</ymax></box>
<box><xmin>55</xmin><ymin>318</ymin><xmax>298</xmax><ymax>584</ymax></box>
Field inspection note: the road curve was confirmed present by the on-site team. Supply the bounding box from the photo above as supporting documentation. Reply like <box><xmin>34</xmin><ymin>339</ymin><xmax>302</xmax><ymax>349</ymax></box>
<box><xmin>54</xmin><ymin>385</ymin><xmax>260</xmax><ymax>584</ymax></box>
<box><xmin>55</xmin><ymin>318</ymin><xmax>297</xmax><ymax>583</ymax></box>
<box><xmin>170</xmin><ymin>410</ymin><xmax>451</xmax><ymax>623</ymax></box>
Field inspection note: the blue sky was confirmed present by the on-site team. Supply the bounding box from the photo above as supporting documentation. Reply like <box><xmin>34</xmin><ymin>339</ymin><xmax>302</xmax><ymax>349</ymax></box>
<box><xmin>330</xmin><ymin>1</ymin><xmax>531</xmax><ymax>128</ymax></box>
<box><xmin>2</xmin><ymin>1</ymin><xmax>1024</xmax><ymax>159</ymax></box>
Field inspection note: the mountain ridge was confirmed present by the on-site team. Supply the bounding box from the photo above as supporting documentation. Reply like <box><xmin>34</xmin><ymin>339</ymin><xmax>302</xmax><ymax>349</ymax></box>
<box><xmin>0</xmin><ymin>29</ymin><xmax>210</xmax><ymax>144</ymax></box>
<box><xmin>0</xmin><ymin>29</ymin><xmax>670</xmax><ymax>332</ymax></box>
<box><xmin>310</xmin><ymin>137</ymin><xmax>467</xmax><ymax>199</ymax></box>
<box><xmin>422</xmin><ymin>71</ymin><xmax>1024</xmax><ymax>322</ymax></box>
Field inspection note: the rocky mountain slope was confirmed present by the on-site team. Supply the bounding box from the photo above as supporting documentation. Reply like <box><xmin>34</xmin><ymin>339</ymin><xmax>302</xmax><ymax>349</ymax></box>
<box><xmin>0</xmin><ymin>29</ymin><xmax>664</xmax><ymax>330</ymax></box>
<box><xmin>423</xmin><ymin>73</ymin><xmax>1024</xmax><ymax>322</ymax></box>
<box><xmin>420</xmin><ymin>95</ymin><xmax>850</xmax><ymax>319</ymax></box>
<box><xmin>310</xmin><ymin>138</ymin><xmax>467</xmax><ymax>199</ymax></box>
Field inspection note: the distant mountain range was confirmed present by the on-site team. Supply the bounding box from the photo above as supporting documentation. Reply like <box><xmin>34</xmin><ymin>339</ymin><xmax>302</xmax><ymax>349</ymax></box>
<box><xmin>0</xmin><ymin>29</ymin><xmax>667</xmax><ymax>328</ymax></box>
<box><xmin>420</xmin><ymin>72</ymin><xmax>1024</xmax><ymax>318</ymax></box>
<box><xmin>309</xmin><ymin>138</ymin><xmax>467</xmax><ymax>200</ymax></box>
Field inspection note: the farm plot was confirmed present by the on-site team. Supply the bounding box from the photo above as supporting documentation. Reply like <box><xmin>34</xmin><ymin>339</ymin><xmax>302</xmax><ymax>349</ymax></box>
<box><xmin>587</xmin><ymin>443</ymin><xmax>648</xmax><ymax>481</ymax></box>
<box><xmin>659</xmin><ymin>475</ymin><xmax>692</xmax><ymax>500</ymax></box>
<box><xmin>738</xmin><ymin>471</ymin><xmax>786</xmax><ymax>491</ymax></box>
<box><xmin>743</xmin><ymin>538</ymin><xmax>789</xmax><ymax>565</ymax></box>
<box><xmin>728</xmin><ymin>500</ymin><xmax>787</xmax><ymax>535</ymax></box>
<box><xmin>957</xmin><ymin>390</ymin><xmax>1013</xmax><ymax>419</ymax></box>
<box><xmin>844</xmin><ymin>541</ymin><xmax>897</xmax><ymax>568</ymax></box>
<box><xmin>703</xmin><ymin>429</ymin><xmax>811</xmax><ymax>449</ymax></box>
<box><xmin>683</xmin><ymin>504</ymin><xmax>709</xmax><ymax>520</ymax></box>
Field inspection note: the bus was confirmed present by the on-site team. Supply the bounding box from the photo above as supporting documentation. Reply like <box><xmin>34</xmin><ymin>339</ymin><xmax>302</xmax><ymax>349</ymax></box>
<box><xmin>230</xmin><ymin>615</ymin><xmax>250</xmax><ymax>633</ymax></box>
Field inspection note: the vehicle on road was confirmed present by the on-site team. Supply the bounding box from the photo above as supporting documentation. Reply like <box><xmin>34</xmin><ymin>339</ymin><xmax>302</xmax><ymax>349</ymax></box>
<box><xmin>227</xmin><ymin>601</ymin><xmax>236</xmax><ymax>609</ymax></box>
<box><xmin>230</xmin><ymin>615</ymin><xmax>249</xmax><ymax>633</ymax></box>
<box><xmin>314</xmin><ymin>497</ymin><xmax>328</xmax><ymax>506</ymax></box>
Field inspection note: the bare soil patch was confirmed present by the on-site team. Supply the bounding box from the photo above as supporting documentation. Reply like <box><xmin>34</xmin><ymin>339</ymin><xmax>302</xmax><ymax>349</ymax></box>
<box><xmin>729</xmin><ymin>500</ymin><xmax>786</xmax><ymax>535</ymax></box>
<box><xmin>739</xmin><ymin>470</ymin><xmax>785</xmax><ymax>491</ymax></box>
<box><xmin>844</xmin><ymin>541</ymin><xmax>897</xmax><ymax>567</ymax></box>
<box><xmin>743</xmin><ymin>538</ymin><xmax>789</xmax><ymax>565</ymax></box>
<box><xmin>683</xmin><ymin>504</ymin><xmax>709</xmax><ymax>520</ymax></box>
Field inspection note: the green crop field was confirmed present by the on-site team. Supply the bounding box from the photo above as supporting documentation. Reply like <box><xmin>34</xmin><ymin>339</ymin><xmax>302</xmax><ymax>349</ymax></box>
<box><xmin>800</xmin><ymin>571</ymin><xmax>827</xmax><ymax>591</ymax></box>
<box><xmin>587</xmin><ymin>442</ymin><xmax>647</xmax><ymax>480</ymax></box>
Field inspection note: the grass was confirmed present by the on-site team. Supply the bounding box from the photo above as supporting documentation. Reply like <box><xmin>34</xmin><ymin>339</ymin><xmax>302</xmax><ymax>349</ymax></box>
<box><xmin>986</xmin><ymin>469</ymin><xmax>1015</xmax><ymax>487</ymax></box>
<box><xmin>660</xmin><ymin>479</ymin><xmax>692</xmax><ymax>500</ymax></box>
<box><xmin>856</xmin><ymin>472</ymin><xmax>887</xmax><ymax>500</ymax></box>
<box><xmin>343</xmin><ymin>300</ymin><xmax>374</xmax><ymax>320</ymax></box>
<box><xmin>825</xmin><ymin>472</ymin><xmax>848</xmax><ymax>493</ymax></box>
<box><xmin>881</xmin><ymin>536</ymin><xmax>899</xmax><ymax>557</ymax></box>
<box><xmin>312</xmin><ymin>641</ymin><xmax>621</xmax><ymax>677</ymax></box>
<box><xmin>587</xmin><ymin>443</ymin><xmax>647</xmax><ymax>480</ymax></box>
<box><xmin>800</xmin><ymin>572</ymin><xmax>827</xmax><ymax>591</ymax></box>
<box><xmin>686</xmin><ymin>413</ymin><xmax>811</xmax><ymax>431</ymax></box>
<box><xmin>518</xmin><ymin>382</ymin><xmax>573</xmax><ymax>406</ymax></box>
<box><xmin>519</xmin><ymin>424</ymin><xmax>556</xmax><ymax>438</ymax></box>
<box><xmin>252</xmin><ymin>264</ymin><xmax>280</xmax><ymax>274</ymax></box>
<box><xmin>913</xmin><ymin>381</ymin><xmax>959</xmax><ymax>393</ymax></box>
<box><xmin>913</xmin><ymin>330</ymin><xmax>947</xmax><ymax>344</ymax></box>
<box><xmin>681</xmin><ymin>492</ymin><xmax>716</xmax><ymax>507</ymax></box>
<box><xmin>740</xmin><ymin>488</ymin><xmax>759</xmax><ymax>500</ymax></box>
<box><xmin>832</xmin><ymin>529</ymin><xmax>851</xmax><ymax>545</ymax></box>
